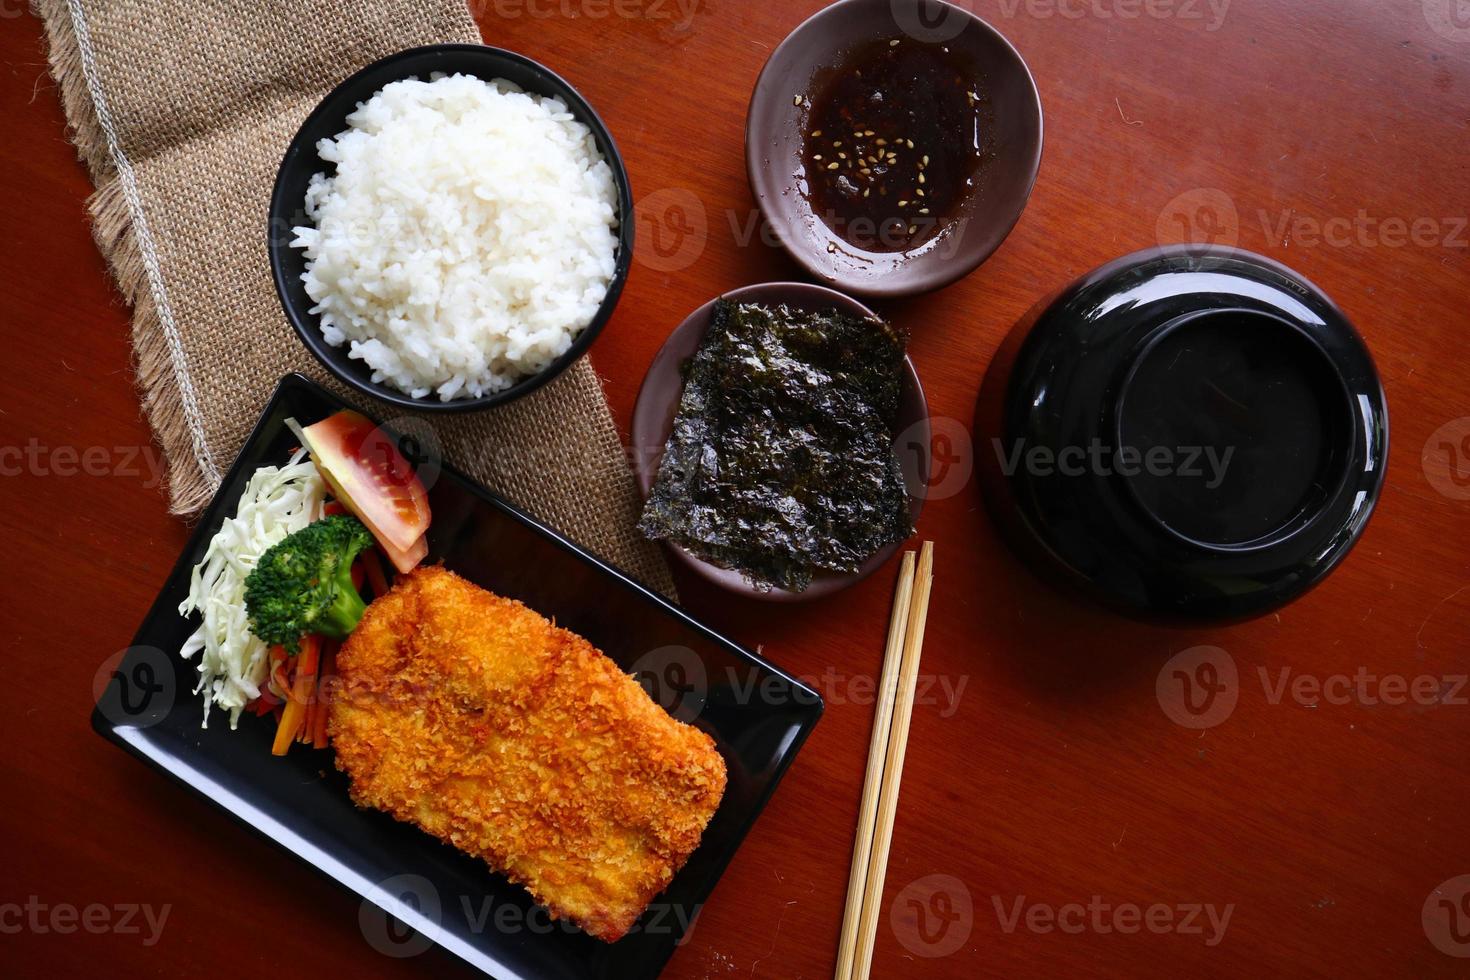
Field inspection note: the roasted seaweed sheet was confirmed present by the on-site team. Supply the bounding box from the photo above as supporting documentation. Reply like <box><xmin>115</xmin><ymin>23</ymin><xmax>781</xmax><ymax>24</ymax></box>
<box><xmin>639</xmin><ymin>300</ymin><xmax>913</xmax><ymax>591</ymax></box>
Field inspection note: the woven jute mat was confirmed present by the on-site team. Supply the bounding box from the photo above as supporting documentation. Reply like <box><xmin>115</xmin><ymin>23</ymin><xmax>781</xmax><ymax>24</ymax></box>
<box><xmin>35</xmin><ymin>0</ymin><xmax>674</xmax><ymax>596</ymax></box>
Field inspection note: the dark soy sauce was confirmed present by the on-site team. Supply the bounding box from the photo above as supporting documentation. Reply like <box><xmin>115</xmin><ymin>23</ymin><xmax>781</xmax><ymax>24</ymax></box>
<box><xmin>800</xmin><ymin>37</ymin><xmax>987</xmax><ymax>253</ymax></box>
<box><xmin>1118</xmin><ymin>311</ymin><xmax>1349</xmax><ymax>547</ymax></box>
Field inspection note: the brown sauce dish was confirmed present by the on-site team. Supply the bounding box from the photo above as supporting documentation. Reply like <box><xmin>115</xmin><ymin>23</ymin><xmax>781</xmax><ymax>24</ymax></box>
<box><xmin>746</xmin><ymin>0</ymin><xmax>1043</xmax><ymax>297</ymax></box>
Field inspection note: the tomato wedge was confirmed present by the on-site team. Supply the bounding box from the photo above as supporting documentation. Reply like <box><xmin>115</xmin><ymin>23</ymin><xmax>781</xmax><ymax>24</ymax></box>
<box><xmin>299</xmin><ymin>411</ymin><xmax>430</xmax><ymax>555</ymax></box>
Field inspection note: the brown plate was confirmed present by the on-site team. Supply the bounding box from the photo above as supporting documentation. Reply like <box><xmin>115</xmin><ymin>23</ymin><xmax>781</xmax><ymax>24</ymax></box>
<box><xmin>631</xmin><ymin>283</ymin><xmax>930</xmax><ymax>602</ymax></box>
<box><xmin>745</xmin><ymin>0</ymin><xmax>1043</xmax><ymax>298</ymax></box>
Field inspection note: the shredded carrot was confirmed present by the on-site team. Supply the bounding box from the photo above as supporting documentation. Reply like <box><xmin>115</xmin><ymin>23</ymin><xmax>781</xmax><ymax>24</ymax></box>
<box><xmin>312</xmin><ymin>643</ymin><xmax>337</xmax><ymax>749</ymax></box>
<box><xmin>272</xmin><ymin>635</ymin><xmax>321</xmax><ymax>756</ymax></box>
<box><xmin>299</xmin><ymin>646</ymin><xmax>320</xmax><ymax>744</ymax></box>
<box><xmin>300</xmin><ymin>691</ymin><xmax>315</xmax><ymax>746</ymax></box>
<box><xmin>351</xmin><ymin>559</ymin><xmax>365</xmax><ymax>592</ymax></box>
<box><xmin>362</xmin><ymin>548</ymin><xmax>391</xmax><ymax>599</ymax></box>
<box><xmin>272</xmin><ymin>706</ymin><xmax>300</xmax><ymax>756</ymax></box>
<box><xmin>323</xmin><ymin>500</ymin><xmax>347</xmax><ymax>516</ymax></box>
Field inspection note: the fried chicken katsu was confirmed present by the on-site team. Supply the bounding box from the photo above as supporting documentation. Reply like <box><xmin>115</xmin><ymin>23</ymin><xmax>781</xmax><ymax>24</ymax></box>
<box><xmin>328</xmin><ymin>566</ymin><xmax>727</xmax><ymax>942</ymax></box>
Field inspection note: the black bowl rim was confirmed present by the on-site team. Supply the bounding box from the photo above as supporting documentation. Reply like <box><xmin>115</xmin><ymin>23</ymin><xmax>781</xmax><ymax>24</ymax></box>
<box><xmin>744</xmin><ymin>0</ymin><xmax>1045</xmax><ymax>298</ymax></box>
<box><xmin>1111</xmin><ymin>304</ymin><xmax>1360</xmax><ymax>554</ymax></box>
<box><xmin>268</xmin><ymin>43</ymin><xmax>634</xmax><ymax>413</ymax></box>
<box><xmin>978</xmin><ymin>243</ymin><xmax>1391</xmax><ymax>624</ymax></box>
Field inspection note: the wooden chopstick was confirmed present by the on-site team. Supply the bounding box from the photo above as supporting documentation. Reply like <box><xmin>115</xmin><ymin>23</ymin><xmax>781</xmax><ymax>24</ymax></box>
<box><xmin>833</xmin><ymin>550</ymin><xmax>916</xmax><ymax>980</ymax></box>
<box><xmin>845</xmin><ymin>541</ymin><xmax>935</xmax><ymax>980</ymax></box>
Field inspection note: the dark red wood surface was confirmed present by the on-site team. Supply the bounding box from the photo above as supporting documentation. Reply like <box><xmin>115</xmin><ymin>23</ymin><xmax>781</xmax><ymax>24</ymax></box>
<box><xmin>3</xmin><ymin>1</ymin><xmax>1469</xmax><ymax>976</ymax></box>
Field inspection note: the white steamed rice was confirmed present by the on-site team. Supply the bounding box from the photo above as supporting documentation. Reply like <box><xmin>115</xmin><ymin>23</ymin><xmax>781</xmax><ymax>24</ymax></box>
<box><xmin>292</xmin><ymin>73</ymin><xmax>619</xmax><ymax>401</ymax></box>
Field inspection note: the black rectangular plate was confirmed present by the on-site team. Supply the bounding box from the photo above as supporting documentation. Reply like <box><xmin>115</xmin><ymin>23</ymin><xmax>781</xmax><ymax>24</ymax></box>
<box><xmin>91</xmin><ymin>373</ymin><xmax>823</xmax><ymax>979</ymax></box>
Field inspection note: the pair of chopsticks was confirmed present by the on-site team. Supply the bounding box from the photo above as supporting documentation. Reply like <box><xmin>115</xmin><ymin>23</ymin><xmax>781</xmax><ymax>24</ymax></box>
<box><xmin>834</xmin><ymin>541</ymin><xmax>936</xmax><ymax>980</ymax></box>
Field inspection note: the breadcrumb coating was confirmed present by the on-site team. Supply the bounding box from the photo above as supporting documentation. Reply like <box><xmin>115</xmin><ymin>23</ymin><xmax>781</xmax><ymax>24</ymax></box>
<box><xmin>329</xmin><ymin>566</ymin><xmax>727</xmax><ymax>941</ymax></box>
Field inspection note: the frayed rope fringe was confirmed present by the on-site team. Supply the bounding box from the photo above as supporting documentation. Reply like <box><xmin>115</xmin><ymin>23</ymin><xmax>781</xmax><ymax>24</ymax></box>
<box><xmin>33</xmin><ymin>0</ymin><xmax>220</xmax><ymax>516</ymax></box>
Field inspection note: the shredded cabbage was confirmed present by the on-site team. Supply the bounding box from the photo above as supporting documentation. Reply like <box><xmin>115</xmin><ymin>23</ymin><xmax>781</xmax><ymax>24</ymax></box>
<box><xmin>178</xmin><ymin>446</ymin><xmax>326</xmax><ymax>728</ymax></box>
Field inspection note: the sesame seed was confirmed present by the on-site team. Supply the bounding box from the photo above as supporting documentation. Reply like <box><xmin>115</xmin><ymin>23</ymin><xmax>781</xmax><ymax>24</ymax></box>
<box><xmin>812</xmin><ymin>130</ymin><xmax>823</xmax><ymax>137</ymax></box>
<box><xmin>813</xmin><ymin>154</ymin><xmax>823</xmax><ymax>161</ymax></box>
<box><xmin>827</xmin><ymin>162</ymin><xmax>839</xmax><ymax>170</ymax></box>
<box><xmin>918</xmin><ymin>172</ymin><xmax>926</xmax><ymax>184</ymax></box>
<box><xmin>890</xmin><ymin>39</ymin><xmax>900</xmax><ymax>46</ymax></box>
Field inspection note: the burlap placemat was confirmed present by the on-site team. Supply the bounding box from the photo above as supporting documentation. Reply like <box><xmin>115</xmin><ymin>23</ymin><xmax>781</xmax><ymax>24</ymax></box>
<box><xmin>34</xmin><ymin>0</ymin><xmax>674</xmax><ymax>596</ymax></box>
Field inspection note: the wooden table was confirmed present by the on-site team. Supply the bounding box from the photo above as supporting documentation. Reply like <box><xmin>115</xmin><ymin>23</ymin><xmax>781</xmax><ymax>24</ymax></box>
<box><xmin>4</xmin><ymin>1</ymin><xmax>1469</xmax><ymax>976</ymax></box>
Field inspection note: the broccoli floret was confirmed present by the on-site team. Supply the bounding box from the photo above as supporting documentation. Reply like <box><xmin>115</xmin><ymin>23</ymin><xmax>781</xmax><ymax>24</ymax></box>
<box><xmin>245</xmin><ymin>515</ymin><xmax>375</xmax><ymax>652</ymax></box>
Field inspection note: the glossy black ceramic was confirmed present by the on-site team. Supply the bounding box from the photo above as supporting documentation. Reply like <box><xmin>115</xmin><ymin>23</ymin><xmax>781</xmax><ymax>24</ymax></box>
<box><xmin>976</xmin><ymin>246</ymin><xmax>1389</xmax><ymax>622</ymax></box>
<box><xmin>91</xmin><ymin>374</ymin><xmax>822</xmax><ymax>980</ymax></box>
<box><xmin>268</xmin><ymin>45</ymin><xmax>634</xmax><ymax>413</ymax></box>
